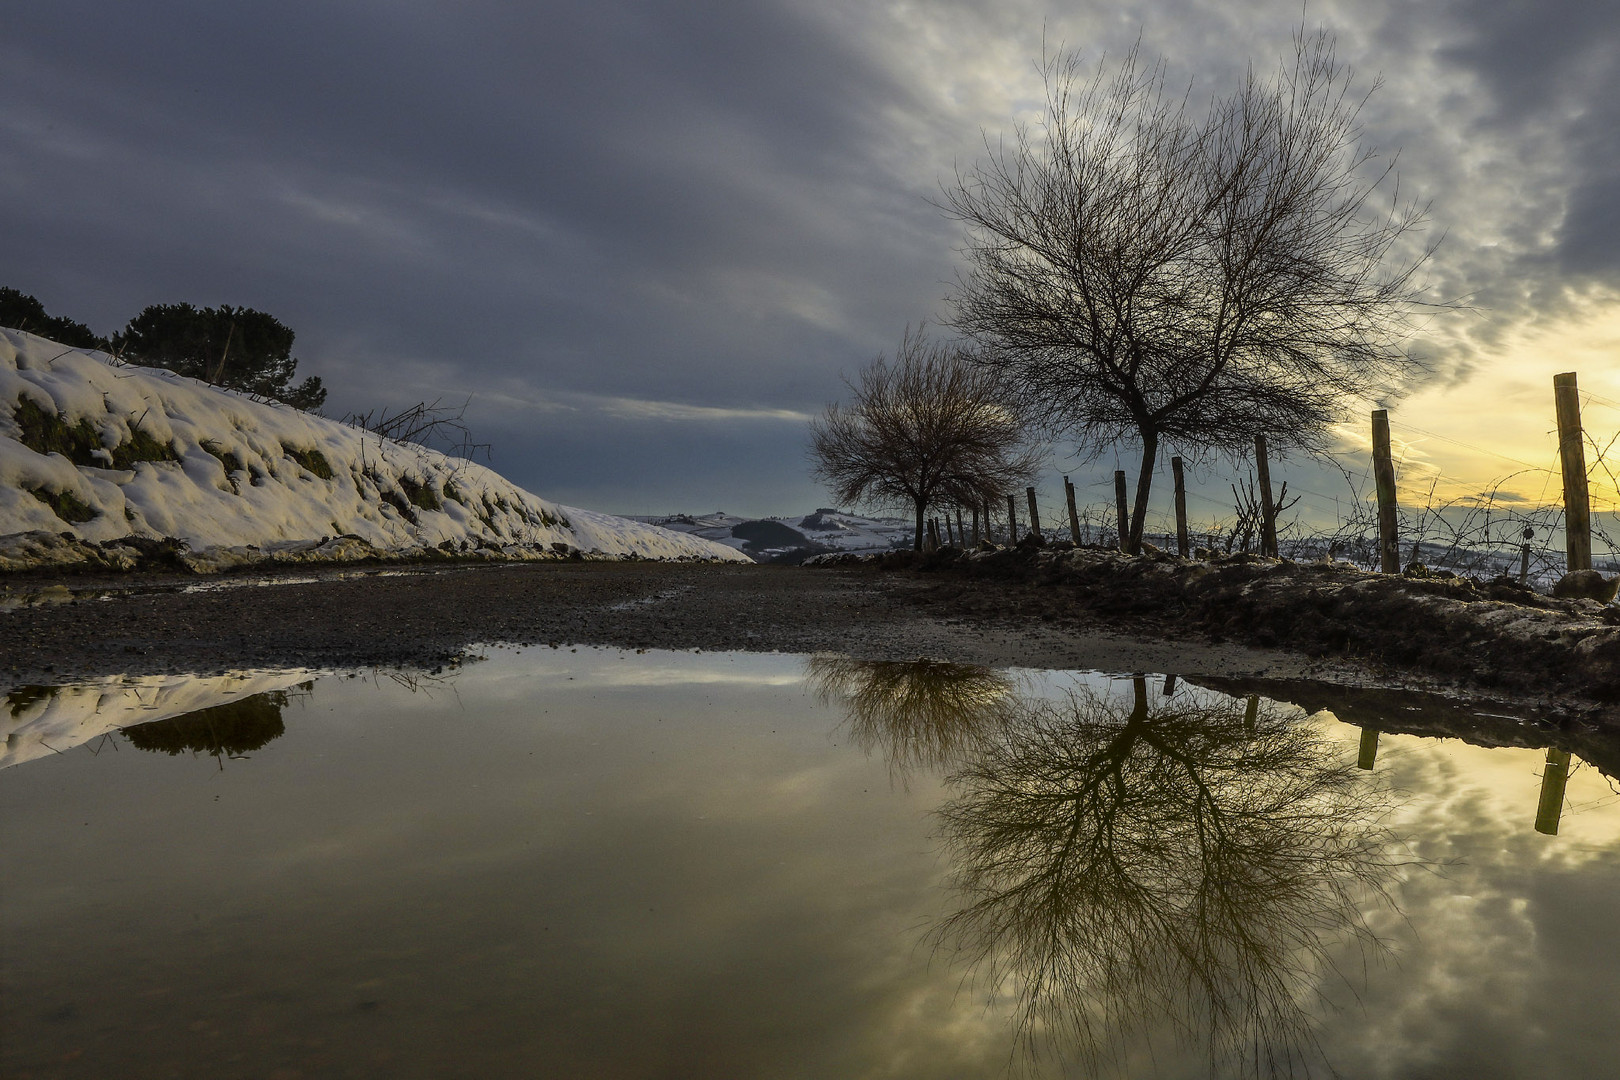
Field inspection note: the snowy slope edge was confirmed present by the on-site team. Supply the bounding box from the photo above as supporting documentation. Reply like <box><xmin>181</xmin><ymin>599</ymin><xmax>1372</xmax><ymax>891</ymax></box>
<box><xmin>0</xmin><ymin>328</ymin><xmax>747</xmax><ymax>571</ymax></box>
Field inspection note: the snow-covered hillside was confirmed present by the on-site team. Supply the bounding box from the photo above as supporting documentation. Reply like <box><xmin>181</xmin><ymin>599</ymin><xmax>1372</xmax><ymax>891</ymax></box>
<box><xmin>0</xmin><ymin>329</ymin><xmax>747</xmax><ymax>570</ymax></box>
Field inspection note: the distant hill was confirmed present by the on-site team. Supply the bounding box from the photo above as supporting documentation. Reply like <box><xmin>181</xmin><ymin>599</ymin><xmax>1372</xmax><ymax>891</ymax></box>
<box><xmin>0</xmin><ymin>328</ymin><xmax>746</xmax><ymax>571</ymax></box>
<box><xmin>635</xmin><ymin>508</ymin><xmax>914</xmax><ymax>563</ymax></box>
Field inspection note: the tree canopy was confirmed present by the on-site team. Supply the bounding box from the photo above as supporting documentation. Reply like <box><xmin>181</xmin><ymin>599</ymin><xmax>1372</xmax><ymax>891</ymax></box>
<box><xmin>0</xmin><ymin>287</ymin><xmax>103</xmax><ymax>351</ymax></box>
<box><xmin>944</xmin><ymin>30</ymin><xmax>1435</xmax><ymax>553</ymax></box>
<box><xmin>809</xmin><ymin>328</ymin><xmax>1041</xmax><ymax>550</ymax></box>
<box><xmin>114</xmin><ymin>303</ymin><xmax>327</xmax><ymax>411</ymax></box>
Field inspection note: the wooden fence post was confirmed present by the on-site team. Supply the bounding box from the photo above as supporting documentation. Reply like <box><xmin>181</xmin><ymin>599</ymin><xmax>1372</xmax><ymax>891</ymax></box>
<box><xmin>1171</xmin><ymin>456</ymin><xmax>1189</xmax><ymax>557</ymax></box>
<box><xmin>971</xmin><ymin>505</ymin><xmax>980</xmax><ymax>547</ymax></box>
<box><xmin>1064</xmin><ymin>476</ymin><xmax>1081</xmax><ymax>545</ymax></box>
<box><xmin>1371</xmin><ymin>409</ymin><xmax>1400</xmax><ymax>574</ymax></box>
<box><xmin>1535</xmin><ymin>747</ymin><xmax>1573</xmax><ymax>836</ymax></box>
<box><xmin>1114</xmin><ymin>470</ymin><xmax>1129</xmax><ymax>553</ymax></box>
<box><xmin>1555</xmin><ymin>372</ymin><xmax>1592</xmax><ymax>572</ymax></box>
<box><xmin>955</xmin><ymin>508</ymin><xmax>965</xmax><ymax>549</ymax></box>
<box><xmin>1026</xmin><ymin>487</ymin><xmax>1042</xmax><ymax>541</ymax></box>
<box><xmin>1255</xmin><ymin>434</ymin><xmax>1277</xmax><ymax>558</ymax></box>
<box><xmin>1007</xmin><ymin>493</ymin><xmax>1019</xmax><ymax>544</ymax></box>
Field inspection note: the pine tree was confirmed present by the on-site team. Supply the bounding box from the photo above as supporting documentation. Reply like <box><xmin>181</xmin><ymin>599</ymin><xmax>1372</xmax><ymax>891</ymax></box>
<box><xmin>114</xmin><ymin>303</ymin><xmax>326</xmax><ymax>411</ymax></box>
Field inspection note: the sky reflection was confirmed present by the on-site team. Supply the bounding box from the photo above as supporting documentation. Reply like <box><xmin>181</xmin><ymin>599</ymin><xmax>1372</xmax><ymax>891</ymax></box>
<box><xmin>3</xmin><ymin>649</ymin><xmax>1620</xmax><ymax>1078</ymax></box>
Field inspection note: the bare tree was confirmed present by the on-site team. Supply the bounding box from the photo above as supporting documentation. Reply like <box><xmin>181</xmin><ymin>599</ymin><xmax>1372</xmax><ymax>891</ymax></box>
<box><xmin>944</xmin><ymin>29</ymin><xmax>1437</xmax><ymax>554</ymax></box>
<box><xmin>809</xmin><ymin>328</ymin><xmax>1041</xmax><ymax>550</ymax></box>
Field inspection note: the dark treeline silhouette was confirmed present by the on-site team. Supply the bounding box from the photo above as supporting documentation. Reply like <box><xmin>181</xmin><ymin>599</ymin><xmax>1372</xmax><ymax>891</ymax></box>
<box><xmin>0</xmin><ymin>286</ymin><xmax>325</xmax><ymax>411</ymax></box>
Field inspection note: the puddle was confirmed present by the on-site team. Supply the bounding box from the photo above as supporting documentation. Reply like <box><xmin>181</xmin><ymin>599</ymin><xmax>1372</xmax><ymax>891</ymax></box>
<box><xmin>0</xmin><ymin>584</ymin><xmax>122</xmax><ymax>614</ymax></box>
<box><xmin>3</xmin><ymin>649</ymin><xmax>1619</xmax><ymax>1079</ymax></box>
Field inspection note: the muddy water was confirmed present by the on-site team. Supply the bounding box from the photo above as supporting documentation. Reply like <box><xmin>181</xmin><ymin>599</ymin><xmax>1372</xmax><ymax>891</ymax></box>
<box><xmin>3</xmin><ymin>648</ymin><xmax>1620</xmax><ymax>1079</ymax></box>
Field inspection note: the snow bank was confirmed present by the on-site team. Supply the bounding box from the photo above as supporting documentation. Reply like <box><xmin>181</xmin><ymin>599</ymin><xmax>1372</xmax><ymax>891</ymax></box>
<box><xmin>0</xmin><ymin>329</ymin><xmax>747</xmax><ymax>570</ymax></box>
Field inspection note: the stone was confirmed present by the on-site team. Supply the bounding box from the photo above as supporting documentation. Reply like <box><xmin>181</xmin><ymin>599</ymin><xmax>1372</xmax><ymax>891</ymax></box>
<box><xmin>1551</xmin><ymin>569</ymin><xmax>1619</xmax><ymax>603</ymax></box>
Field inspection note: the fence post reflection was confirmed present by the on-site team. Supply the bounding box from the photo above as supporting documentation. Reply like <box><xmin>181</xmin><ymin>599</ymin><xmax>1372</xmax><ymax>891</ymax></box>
<box><xmin>1535</xmin><ymin>748</ymin><xmax>1573</xmax><ymax>836</ymax></box>
<box><xmin>1357</xmin><ymin>728</ymin><xmax>1380</xmax><ymax>771</ymax></box>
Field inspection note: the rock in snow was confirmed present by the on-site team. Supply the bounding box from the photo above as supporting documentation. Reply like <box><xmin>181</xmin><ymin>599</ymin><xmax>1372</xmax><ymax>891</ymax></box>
<box><xmin>0</xmin><ymin>328</ymin><xmax>747</xmax><ymax>571</ymax></box>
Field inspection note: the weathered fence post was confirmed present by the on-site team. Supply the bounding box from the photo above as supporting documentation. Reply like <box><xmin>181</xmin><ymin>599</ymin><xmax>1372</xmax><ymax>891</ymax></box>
<box><xmin>1555</xmin><ymin>372</ymin><xmax>1592</xmax><ymax>572</ymax></box>
<box><xmin>1371</xmin><ymin>409</ymin><xmax>1400</xmax><ymax>574</ymax></box>
<box><xmin>1243</xmin><ymin>694</ymin><xmax>1259</xmax><ymax>734</ymax></box>
<box><xmin>1065</xmin><ymin>476</ymin><xmax>1081</xmax><ymax>545</ymax></box>
<box><xmin>1255</xmin><ymin>434</ymin><xmax>1278</xmax><ymax>558</ymax></box>
<box><xmin>1520</xmin><ymin>527</ymin><xmax>1533</xmax><ymax>585</ymax></box>
<box><xmin>1171</xmin><ymin>455</ymin><xmax>1189</xmax><ymax>557</ymax></box>
<box><xmin>1007</xmin><ymin>494</ymin><xmax>1019</xmax><ymax>544</ymax></box>
<box><xmin>955</xmin><ymin>509</ymin><xmax>965</xmax><ymax>549</ymax></box>
<box><xmin>1162</xmin><ymin>673</ymin><xmax>1178</xmax><ymax>697</ymax></box>
<box><xmin>1535</xmin><ymin>747</ymin><xmax>1573</xmax><ymax>836</ymax></box>
<box><xmin>1114</xmin><ymin>470</ymin><xmax>1129</xmax><ymax>553</ymax></box>
<box><xmin>970</xmin><ymin>505</ymin><xmax>979</xmax><ymax>547</ymax></box>
<box><xmin>1026</xmin><ymin>487</ymin><xmax>1042</xmax><ymax>541</ymax></box>
<box><xmin>1357</xmin><ymin>728</ymin><xmax>1380</xmax><ymax>771</ymax></box>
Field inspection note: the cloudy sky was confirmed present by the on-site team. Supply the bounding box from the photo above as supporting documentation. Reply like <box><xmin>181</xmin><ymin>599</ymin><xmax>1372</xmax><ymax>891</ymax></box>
<box><xmin>6</xmin><ymin>0</ymin><xmax>1620</xmax><ymax>522</ymax></box>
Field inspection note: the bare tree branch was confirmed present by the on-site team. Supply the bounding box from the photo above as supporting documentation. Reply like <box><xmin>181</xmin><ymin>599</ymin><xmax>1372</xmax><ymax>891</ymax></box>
<box><xmin>943</xmin><ymin>29</ymin><xmax>1442</xmax><ymax>555</ymax></box>
<box><xmin>808</xmin><ymin>328</ymin><xmax>1043</xmax><ymax>550</ymax></box>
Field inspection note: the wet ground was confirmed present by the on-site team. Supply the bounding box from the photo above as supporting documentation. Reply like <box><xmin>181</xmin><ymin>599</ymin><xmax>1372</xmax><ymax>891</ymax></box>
<box><xmin>4</xmin><ymin>554</ymin><xmax>1614</xmax><ymax>732</ymax></box>
<box><xmin>0</xmin><ymin>560</ymin><xmax>1349</xmax><ymax>691</ymax></box>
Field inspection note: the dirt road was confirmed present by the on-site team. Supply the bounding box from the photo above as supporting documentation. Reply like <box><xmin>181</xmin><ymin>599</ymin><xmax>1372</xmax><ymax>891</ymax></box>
<box><xmin>2</xmin><ymin>560</ymin><xmax>1335</xmax><ymax>690</ymax></box>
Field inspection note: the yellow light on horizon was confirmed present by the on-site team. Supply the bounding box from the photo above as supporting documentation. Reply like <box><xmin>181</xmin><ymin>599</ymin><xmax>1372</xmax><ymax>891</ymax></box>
<box><xmin>1368</xmin><ymin>297</ymin><xmax>1620</xmax><ymax>512</ymax></box>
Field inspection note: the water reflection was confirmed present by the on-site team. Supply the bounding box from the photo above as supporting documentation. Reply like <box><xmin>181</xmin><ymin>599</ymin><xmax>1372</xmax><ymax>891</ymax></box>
<box><xmin>122</xmin><ymin>685</ymin><xmax>308</xmax><ymax>765</ymax></box>
<box><xmin>2</xmin><ymin>670</ymin><xmax>314</xmax><ymax>769</ymax></box>
<box><xmin>817</xmin><ymin>658</ymin><xmax>1406</xmax><ymax>1077</ymax></box>
<box><xmin>1196</xmin><ymin>677</ymin><xmax>1616</xmax><ymax>841</ymax></box>
<box><xmin>806</xmin><ymin>654</ymin><xmax>1014</xmax><ymax>778</ymax></box>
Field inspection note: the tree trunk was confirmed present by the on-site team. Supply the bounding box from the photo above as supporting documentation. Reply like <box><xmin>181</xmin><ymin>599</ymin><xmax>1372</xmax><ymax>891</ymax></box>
<box><xmin>1128</xmin><ymin>429</ymin><xmax>1158</xmax><ymax>555</ymax></box>
<box><xmin>914</xmin><ymin>498</ymin><xmax>926</xmax><ymax>551</ymax></box>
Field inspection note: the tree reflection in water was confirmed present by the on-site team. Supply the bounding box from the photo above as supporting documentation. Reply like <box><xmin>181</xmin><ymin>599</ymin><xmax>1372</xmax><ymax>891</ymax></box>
<box><xmin>813</xmin><ymin>657</ymin><xmax>1406</xmax><ymax>1078</ymax></box>
<box><xmin>806</xmin><ymin>654</ymin><xmax>1015</xmax><ymax>781</ymax></box>
<box><xmin>123</xmin><ymin>684</ymin><xmax>309</xmax><ymax>764</ymax></box>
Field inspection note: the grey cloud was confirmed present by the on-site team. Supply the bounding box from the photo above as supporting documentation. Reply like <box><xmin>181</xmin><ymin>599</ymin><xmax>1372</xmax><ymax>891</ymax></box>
<box><xmin>4</xmin><ymin>0</ymin><xmax>1618</xmax><ymax>514</ymax></box>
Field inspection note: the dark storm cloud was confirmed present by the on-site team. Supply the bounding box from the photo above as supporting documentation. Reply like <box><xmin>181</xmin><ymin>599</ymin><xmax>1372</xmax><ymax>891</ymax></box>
<box><xmin>0</xmin><ymin>1</ymin><xmax>945</xmax><ymax>398</ymax></box>
<box><xmin>1364</xmin><ymin>0</ymin><xmax>1620</xmax><ymax>344</ymax></box>
<box><xmin>4</xmin><ymin>0</ymin><xmax>1619</xmax><ymax>515</ymax></box>
<box><xmin>1434</xmin><ymin>0</ymin><xmax>1620</xmax><ymax>278</ymax></box>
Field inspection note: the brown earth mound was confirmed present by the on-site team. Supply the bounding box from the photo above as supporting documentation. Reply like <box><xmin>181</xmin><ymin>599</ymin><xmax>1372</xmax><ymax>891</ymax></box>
<box><xmin>818</xmin><ymin>545</ymin><xmax>1620</xmax><ymax>712</ymax></box>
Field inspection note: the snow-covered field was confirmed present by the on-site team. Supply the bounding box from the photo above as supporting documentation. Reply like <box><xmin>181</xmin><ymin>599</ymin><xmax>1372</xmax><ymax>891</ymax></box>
<box><xmin>0</xmin><ymin>329</ymin><xmax>746</xmax><ymax>571</ymax></box>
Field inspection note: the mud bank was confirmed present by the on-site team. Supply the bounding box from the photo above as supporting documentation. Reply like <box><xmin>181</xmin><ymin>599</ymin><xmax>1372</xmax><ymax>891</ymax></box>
<box><xmin>830</xmin><ymin>544</ymin><xmax>1620</xmax><ymax>722</ymax></box>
